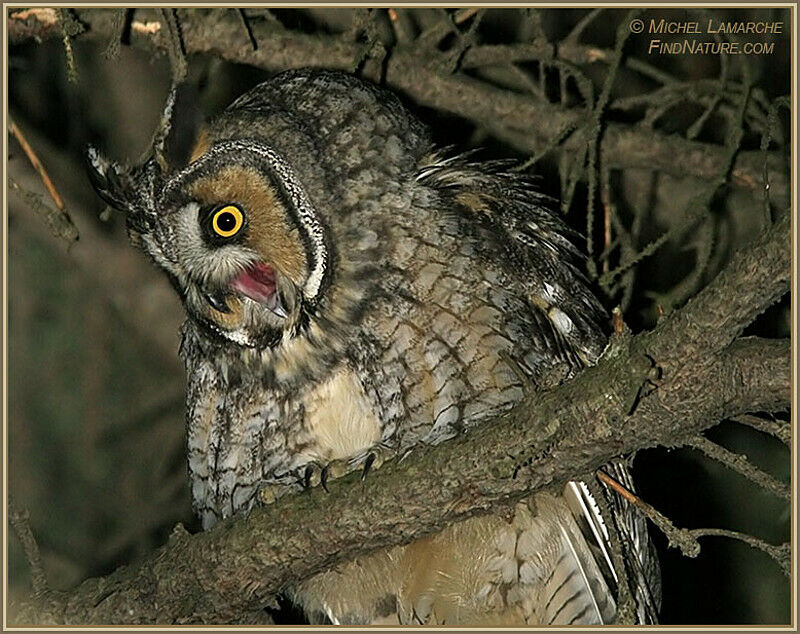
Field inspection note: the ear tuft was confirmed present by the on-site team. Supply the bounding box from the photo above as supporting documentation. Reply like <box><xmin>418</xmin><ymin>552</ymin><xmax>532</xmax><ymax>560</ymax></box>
<box><xmin>85</xmin><ymin>145</ymin><xmax>131</xmax><ymax>211</ymax></box>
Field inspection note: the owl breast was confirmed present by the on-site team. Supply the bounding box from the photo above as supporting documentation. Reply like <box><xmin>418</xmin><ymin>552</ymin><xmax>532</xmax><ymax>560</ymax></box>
<box><xmin>184</xmin><ymin>325</ymin><xmax>386</xmax><ymax>528</ymax></box>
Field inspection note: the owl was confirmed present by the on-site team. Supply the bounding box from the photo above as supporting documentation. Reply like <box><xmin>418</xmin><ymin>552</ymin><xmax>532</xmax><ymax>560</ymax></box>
<box><xmin>87</xmin><ymin>69</ymin><xmax>659</xmax><ymax>625</ymax></box>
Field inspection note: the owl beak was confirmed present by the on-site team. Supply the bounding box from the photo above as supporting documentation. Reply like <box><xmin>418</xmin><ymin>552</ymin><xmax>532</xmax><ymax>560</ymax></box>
<box><xmin>229</xmin><ymin>262</ymin><xmax>293</xmax><ymax>320</ymax></box>
<box><xmin>270</xmin><ymin>294</ymin><xmax>289</xmax><ymax>319</ymax></box>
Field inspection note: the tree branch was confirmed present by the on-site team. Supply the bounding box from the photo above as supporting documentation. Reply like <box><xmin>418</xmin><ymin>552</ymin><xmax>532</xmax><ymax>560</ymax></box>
<box><xmin>8</xmin><ymin>8</ymin><xmax>789</xmax><ymax>202</ymax></box>
<box><xmin>684</xmin><ymin>434</ymin><xmax>790</xmax><ymax>501</ymax></box>
<box><xmin>11</xmin><ymin>209</ymin><xmax>790</xmax><ymax>625</ymax></box>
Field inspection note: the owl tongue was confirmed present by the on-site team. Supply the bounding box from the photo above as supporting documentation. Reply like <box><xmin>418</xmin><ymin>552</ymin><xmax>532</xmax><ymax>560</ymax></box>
<box><xmin>230</xmin><ymin>262</ymin><xmax>277</xmax><ymax>304</ymax></box>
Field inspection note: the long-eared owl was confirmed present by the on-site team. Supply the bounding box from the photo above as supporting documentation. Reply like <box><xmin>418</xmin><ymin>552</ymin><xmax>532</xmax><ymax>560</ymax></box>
<box><xmin>88</xmin><ymin>68</ymin><xmax>659</xmax><ymax>625</ymax></box>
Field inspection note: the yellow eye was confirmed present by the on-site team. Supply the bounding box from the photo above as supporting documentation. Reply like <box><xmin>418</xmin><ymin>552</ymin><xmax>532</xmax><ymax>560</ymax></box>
<box><xmin>211</xmin><ymin>205</ymin><xmax>244</xmax><ymax>238</ymax></box>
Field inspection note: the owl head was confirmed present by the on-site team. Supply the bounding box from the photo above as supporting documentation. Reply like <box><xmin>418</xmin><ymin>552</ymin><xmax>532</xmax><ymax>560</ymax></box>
<box><xmin>88</xmin><ymin>70</ymin><xmax>436</xmax><ymax>359</ymax></box>
<box><xmin>87</xmin><ymin>126</ymin><xmax>335</xmax><ymax>351</ymax></box>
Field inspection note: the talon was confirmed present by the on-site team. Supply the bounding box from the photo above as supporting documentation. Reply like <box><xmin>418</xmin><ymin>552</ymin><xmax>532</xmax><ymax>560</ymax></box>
<box><xmin>361</xmin><ymin>452</ymin><xmax>376</xmax><ymax>481</ymax></box>
<box><xmin>303</xmin><ymin>464</ymin><xmax>314</xmax><ymax>489</ymax></box>
<box><xmin>320</xmin><ymin>465</ymin><xmax>329</xmax><ymax>493</ymax></box>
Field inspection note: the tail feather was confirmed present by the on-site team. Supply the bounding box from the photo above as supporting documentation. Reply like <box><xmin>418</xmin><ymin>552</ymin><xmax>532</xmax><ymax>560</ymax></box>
<box><xmin>535</xmin><ymin>499</ymin><xmax>617</xmax><ymax>625</ymax></box>
<box><xmin>601</xmin><ymin>460</ymin><xmax>662</xmax><ymax>624</ymax></box>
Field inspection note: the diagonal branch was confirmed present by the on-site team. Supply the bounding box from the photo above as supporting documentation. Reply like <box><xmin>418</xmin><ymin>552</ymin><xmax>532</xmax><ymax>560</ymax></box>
<box><xmin>11</xmin><ymin>209</ymin><xmax>790</xmax><ymax>625</ymax></box>
<box><xmin>684</xmin><ymin>434</ymin><xmax>790</xmax><ymax>501</ymax></box>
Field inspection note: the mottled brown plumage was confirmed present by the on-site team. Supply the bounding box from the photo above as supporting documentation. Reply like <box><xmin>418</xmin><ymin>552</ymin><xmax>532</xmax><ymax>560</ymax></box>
<box><xmin>87</xmin><ymin>69</ymin><xmax>659</xmax><ymax>625</ymax></box>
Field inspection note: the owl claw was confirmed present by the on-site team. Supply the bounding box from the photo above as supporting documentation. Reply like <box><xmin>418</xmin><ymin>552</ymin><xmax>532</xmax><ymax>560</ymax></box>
<box><xmin>314</xmin><ymin>459</ymin><xmax>352</xmax><ymax>491</ymax></box>
<box><xmin>361</xmin><ymin>453</ymin><xmax>376</xmax><ymax>481</ymax></box>
<box><xmin>359</xmin><ymin>444</ymin><xmax>394</xmax><ymax>482</ymax></box>
<box><xmin>303</xmin><ymin>463</ymin><xmax>321</xmax><ymax>489</ymax></box>
<box><xmin>320</xmin><ymin>465</ymin><xmax>329</xmax><ymax>492</ymax></box>
<box><xmin>273</xmin><ymin>447</ymin><xmax>395</xmax><ymax>499</ymax></box>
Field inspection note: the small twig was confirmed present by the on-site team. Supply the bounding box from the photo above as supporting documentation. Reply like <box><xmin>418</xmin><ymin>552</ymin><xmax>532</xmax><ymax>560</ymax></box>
<box><xmin>618</xmin><ymin>172</ymin><xmax>652</xmax><ymax>312</ymax></box>
<box><xmin>596</xmin><ymin>235</ymin><xmax>621</xmax><ymax>267</ymax></box>
<box><xmin>386</xmin><ymin>8</ymin><xmax>413</xmax><ymax>44</ymax></box>
<box><xmin>597</xmin><ymin>469</ymin><xmax>701</xmax><ymax>558</ymax></box>
<box><xmin>760</xmin><ymin>96</ymin><xmax>791</xmax><ymax>223</ymax></box>
<box><xmin>732</xmin><ymin>414</ymin><xmax>791</xmax><ymax>447</ymax></box>
<box><xmin>599</xmin><ymin>63</ymin><xmax>748</xmax><ymax>296</ymax></box>
<box><xmin>687</xmin><ymin>31</ymin><xmax>729</xmax><ymax>140</ymax></box>
<box><xmin>415</xmin><ymin>8</ymin><xmax>455</xmax><ymax>47</ymax></box>
<box><xmin>559</xmin><ymin>38</ymin><xmax>680</xmax><ymax>87</ymax></box>
<box><xmin>444</xmin><ymin>8</ymin><xmax>484</xmax><ymax>74</ymax></box>
<box><xmin>600</xmin><ymin>192</ymin><xmax>703</xmax><ymax>289</ymax></box>
<box><xmin>102</xmin><ymin>9</ymin><xmax>127</xmax><ymax>59</ymax></box>
<box><xmin>515</xmin><ymin>120</ymin><xmax>580</xmax><ymax>172</ymax></box>
<box><xmin>417</xmin><ymin>7</ymin><xmax>478</xmax><ymax>49</ymax></box>
<box><xmin>453</xmin><ymin>7</ymin><xmax>479</xmax><ymax>25</ymax></box>
<box><xmin>521</xmin><ymin>8</ymin><xmax>547</xmax><ymax>45</ymax></box>
<box><xmin>9</xmin><ymin>119</ymin><xmax>66</xmax><ymax>213</ymax></box>
<box><xmin>585</xmin><ymin>10</ymin><xmax>640</xmax><ymax>277</ymax></box>
<box><xmin>8</xmin><ymin>176</ymin><xmax>79</xmax><ymax>244</ymax></box>
<box><xmin>685</xmin><ymin>435</ymin><xmax>790</xmax><ymax>501</ymax></box>
<box><xmin>658</xmin><ymin>65</ymin><xmax>752</xmax><ymax>309</ymax></box>
<box><xmin>57</xmin><ymin>8</ymin><xmax>82</xmax><ymax>83</ymax></box>
<box><xmin>601</xmin><ymin>165</ymin><xmax>613</xmax><ymax>275</ymax></box>
<box><xmin>559</xmin><ymin>141</ymin><xmax>588</xmax><ymax>216</ymax></box>
<box><xmin>8</xmin><ymin>501</ymin><xmax>49</xmax><ymax>596</ymax></box>
<box><xmin>564</xmin><ymin>8</ymin><xmax>603</xmax><ymax>44</ymax></box>
<box><xmin>236</xmin><ymin>9</ymin><xmax>258</xmax><ymax>51</ymax></box>
<box><xmin>660</xmin><ymin>216</ymin><xmax>716</xmax><ymax>312</ymax></box>
<box><xmin>688</xmin><ymin>529</ymin><xmax>790</xmax><ymax>577</ymax></box>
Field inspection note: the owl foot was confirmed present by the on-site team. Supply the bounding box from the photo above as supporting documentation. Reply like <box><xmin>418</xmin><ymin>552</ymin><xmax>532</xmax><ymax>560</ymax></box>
<box><xmin>257</xmin><ymin>443</ymin><xmax>398</xmax><ymax>506</ymax></box>
<box><xmin>359</xmin><ymin>443</ymin><xmax>394</xmax><ymax>481</ymax></box>
<box><xmin>295</xmin><ymin>443</ymin><xmax>396</xmax><ymax>494</ymax></box>
<box><xmin>302</xmin><ymin>459</ymin><xmax>350</xmax><ymax>492</ymax></box>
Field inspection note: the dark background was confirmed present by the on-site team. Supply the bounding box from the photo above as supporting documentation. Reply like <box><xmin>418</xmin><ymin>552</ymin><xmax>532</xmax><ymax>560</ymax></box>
<box><xmin>6</xmin><ymin>7</ymin><xmax>792</xmax><ymax>624</ymax></box>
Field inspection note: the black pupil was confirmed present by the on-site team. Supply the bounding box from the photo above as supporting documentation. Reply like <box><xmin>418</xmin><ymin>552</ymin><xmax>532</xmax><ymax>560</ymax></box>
<box><xmin>217</xmin><ymin>211</ymin><xmax>237</xmax><ymax>232</ymax></box>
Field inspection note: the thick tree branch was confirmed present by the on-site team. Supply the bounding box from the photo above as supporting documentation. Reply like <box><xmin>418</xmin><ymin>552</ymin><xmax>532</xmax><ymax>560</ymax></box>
<box><xmin>12</xmin><ymin>209</ymin><xmax>790</xmax><ymax>625</ymax></box>
<box><xmin>721</xmin><ymin>337</ymin><xmax>793</xmax><ymax>416</ymax></box>
<box><xmin>8</xmin><ymin>8</ymin><xmax>789</xmax><ymax>202</ymax></box>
